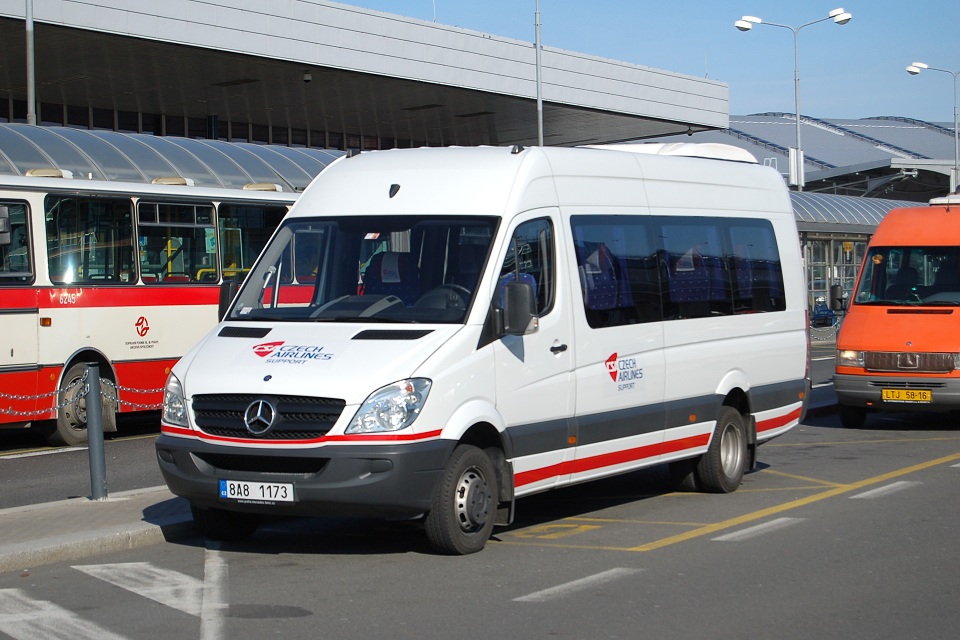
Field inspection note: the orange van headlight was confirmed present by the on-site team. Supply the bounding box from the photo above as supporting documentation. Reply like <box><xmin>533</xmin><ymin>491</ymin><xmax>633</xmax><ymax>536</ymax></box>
<box><xmin>837</xmin><ymin>349</ymin><xmax>864</xmax><ymax>368</ymax></box>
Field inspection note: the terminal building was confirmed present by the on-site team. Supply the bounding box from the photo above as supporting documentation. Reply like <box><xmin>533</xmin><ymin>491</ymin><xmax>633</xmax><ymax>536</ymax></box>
<box><xmin>2</xmin><ymin>1</ymin><xmax>955</xmax><ymax>308</ymax></box>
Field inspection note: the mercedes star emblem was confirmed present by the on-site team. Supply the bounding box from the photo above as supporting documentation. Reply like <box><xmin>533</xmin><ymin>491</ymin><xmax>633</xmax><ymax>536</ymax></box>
<box><xmin>244</xmin><ymin>399</ymin><xmax>277</xmax><ymax>435</ymax></box>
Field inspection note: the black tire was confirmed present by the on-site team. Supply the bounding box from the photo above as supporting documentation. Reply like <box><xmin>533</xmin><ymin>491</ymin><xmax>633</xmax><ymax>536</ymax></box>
<box><xmin>424</xmin><ymin>445</ymin><xmax>498</xmax><ymax>555</ymax></box>
<box><xmin>839</xmin><ymin>404</ymin><xmax>867</xmax><ymax>429</ymax></box>
<box><xmin>45</xmin><ymin>362</ymin><xmax>117</xmax><ymax>446</ymax></box>
<box><xmin>696</xmin><ymin>407</ymin><xmax>747</xmax><ymax>494</ymax></box>
<box><xmin>191</xmin><ymin>504</ymin><xmax>261</xmax><ymax>542</ymax></box>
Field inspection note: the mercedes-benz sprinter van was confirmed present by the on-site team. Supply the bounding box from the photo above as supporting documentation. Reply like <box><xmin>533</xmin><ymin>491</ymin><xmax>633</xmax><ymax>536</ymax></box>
<box><xmin>156</xmin><ymin>144</ymin><xmax>809</xmax><ymax>554</ymax></box>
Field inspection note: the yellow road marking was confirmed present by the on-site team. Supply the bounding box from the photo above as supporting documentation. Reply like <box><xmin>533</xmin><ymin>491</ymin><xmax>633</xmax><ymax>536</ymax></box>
<box><xmin>563</xmin><ymin>516</ymin><xmax>710</xmax><ymax>527</ymax></box>
<box><xmin>758</xmin><ymin>469</ymin><xmax>846</xmax><ymax>487</ymax></box>
<box><xmin>496</xmin><ymin>451</ymin><xmax>960</xmax><ymax>553</ymax></box>
<box><xmin>629</xmin><ymin>451</ymin><xmax>960</xmax><ymax>552</ymax></box>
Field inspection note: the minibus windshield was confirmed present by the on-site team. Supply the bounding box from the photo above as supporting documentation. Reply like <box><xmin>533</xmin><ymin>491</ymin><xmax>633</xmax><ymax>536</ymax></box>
<box><xmin>853</xmin><ymin>246</ymin><xmax>960</xmax><ymax>306</ymax></box>
<box><xmin>227</xmin><ymin>215</ymin><xmax>497</xmax><ymax>323</ymax></box>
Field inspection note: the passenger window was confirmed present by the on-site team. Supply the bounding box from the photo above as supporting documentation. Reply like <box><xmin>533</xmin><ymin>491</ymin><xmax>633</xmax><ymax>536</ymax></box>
<box><xmin>0</xmin><ymin>202</ymin><xmax>33</xmax><ymax>283</ymax></box>
<box><xmin>571</xmin><ymin>215</ymin><xmax>661</xmax><ymax>328</ymax></box>
<box><xmin>45</xmin><ymin>196</ymin><xmax>134</xmax><ymax>284</ymax></box>
<box><xmin>497</xmin><ymin>219</ymin><xmax>554</xmax><ymax>315</ymax></box>
<box><xmin>137</xmin><ymin>202</ymin><xmax>215</xmax><ymax>284</ymax></box>
<box><xmin>661</xmin><ymin>221</ymin><xmax>731</xmax><ymax>319</ymax></box>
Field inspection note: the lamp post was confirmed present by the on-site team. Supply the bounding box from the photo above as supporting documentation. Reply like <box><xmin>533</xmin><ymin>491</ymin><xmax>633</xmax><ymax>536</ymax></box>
<box><xmin>535</xmin><ymin>0</ymin><xmax>543</xmax><ymax>146</ymax></box>
<box><xmin>735</xmin><ymin>8</ymin><xmax>852</xmax><ymax>191</ymax></box>
<box><xmin>906</xmin><ymin>62</ymin><xmax>960</xmax><ymax>193</ymax></box>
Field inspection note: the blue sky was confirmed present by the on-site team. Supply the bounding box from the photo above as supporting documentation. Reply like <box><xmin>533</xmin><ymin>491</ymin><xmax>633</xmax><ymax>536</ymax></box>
<box><xmin>340</xmin><ymin>1</ymin><xmax>959</xmax><ymax>124</ymax></box>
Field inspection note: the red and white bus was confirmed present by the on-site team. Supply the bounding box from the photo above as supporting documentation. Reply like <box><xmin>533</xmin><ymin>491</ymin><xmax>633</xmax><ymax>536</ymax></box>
<box><xmin>0</xmin><ymin>173</ymin><xmax>305</xmax><ymax>445</ymax></box>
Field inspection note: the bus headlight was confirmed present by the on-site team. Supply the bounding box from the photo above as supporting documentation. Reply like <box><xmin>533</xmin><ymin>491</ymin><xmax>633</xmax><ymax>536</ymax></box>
<box><xmin>162</xmin><ymin>373</ymin><xmax>188</xmax><ymax>427</ymax></box>
<box><xmin>837</xmin><ymin>349</ymin><xmax>864</xmax><ymax>368</ymax></box>
<box><xmin>347</xmin><ymin>379</ymin><xmax>432</xmax><ymax>434</ymax></box>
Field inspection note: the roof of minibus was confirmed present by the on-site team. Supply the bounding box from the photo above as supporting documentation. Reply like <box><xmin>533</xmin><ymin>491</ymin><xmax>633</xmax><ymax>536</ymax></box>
<box><xmin>869</xmin><ymin>202</ymin><xmax>960</xmax><ymax>246</ymax></box>
<box><xmin>291</xmin><ymin>145</ymin><xmax>790</xmax><ymax>218</ymax></box>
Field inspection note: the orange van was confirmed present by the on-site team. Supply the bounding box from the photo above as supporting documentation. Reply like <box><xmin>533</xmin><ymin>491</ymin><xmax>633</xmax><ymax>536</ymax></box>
<box><xmin>834</xmin><ymin>194</ymin><xmax>960</xmax><ymax>428</ymax></box>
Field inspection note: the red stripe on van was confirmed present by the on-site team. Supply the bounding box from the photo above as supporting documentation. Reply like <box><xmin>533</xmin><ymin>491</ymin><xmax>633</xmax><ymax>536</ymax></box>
<box><xmin>514</xmin><ymin>433</ymin><xmax>710</xmax><ymax>488</ymax></box>
<box><xmin>757</xmin><ymin>407</ymin><xmax>801</xmax><ymax>433</ymax></box>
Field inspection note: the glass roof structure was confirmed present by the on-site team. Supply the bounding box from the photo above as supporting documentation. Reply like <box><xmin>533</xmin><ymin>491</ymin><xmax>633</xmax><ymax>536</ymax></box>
<box><xmin>0</xmin><ymin>124</ymin><xmax>344</xmax><ymax>192</ymax></box>
<box><xmin>790</xmin><ymin>192</ymin><xmax>909</xmax><ymax>233</ymax></box>
<box><xmin>0</xmin><ymin>123</ymin><xmax>915</xmax><ymax>235</ymax></box>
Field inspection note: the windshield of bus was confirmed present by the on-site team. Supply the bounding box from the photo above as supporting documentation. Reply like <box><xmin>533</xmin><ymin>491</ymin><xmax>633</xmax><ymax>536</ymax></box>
<box><xmin>853</xmin><ymin>246</ymin><xmax>960</xmax><ymax>306</ymax></box>
<box><xmin>227</xmin><ymin>215</ymin><xmax>497</xmax><ymax>323</ymax></box>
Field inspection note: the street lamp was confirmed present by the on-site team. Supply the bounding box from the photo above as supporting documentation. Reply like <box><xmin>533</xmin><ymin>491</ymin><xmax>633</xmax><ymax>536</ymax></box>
<box><xmin>735</xmin><ymin>8</ymin><xmax>852</xmax><ymax>191</ymax></box>
<box><xmin>906</xmin><ymin>62</ymin><xmax>960</xmax><ymax>193</ymax></box>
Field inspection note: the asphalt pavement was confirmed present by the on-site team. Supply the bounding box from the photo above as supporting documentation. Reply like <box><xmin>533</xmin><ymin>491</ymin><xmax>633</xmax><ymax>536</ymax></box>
<box><xmin>0</xmin><ymin>334</ymin><xmax>839</xmax><ymax>573</ymax></box>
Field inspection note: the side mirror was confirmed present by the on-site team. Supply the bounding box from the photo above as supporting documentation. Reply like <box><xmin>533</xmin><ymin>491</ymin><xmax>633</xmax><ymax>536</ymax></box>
<box><xmin>218</xmin><ymin>279</ymin><xmax>240</xmax><ymax>321</ymax></box>
<box><xmin>501</xmin><ymin>281</ymin><xmax>538</xmax><ymax>336</ymax></box>
<box><xmin>0</xmin><ymin>206</ymin><xmax>10</xmax><ymax>246</ymax></box>
<box><xmin>829</xmin><ymin>284</ymin><xmax>845</xmax><ymax>311</ymax></box>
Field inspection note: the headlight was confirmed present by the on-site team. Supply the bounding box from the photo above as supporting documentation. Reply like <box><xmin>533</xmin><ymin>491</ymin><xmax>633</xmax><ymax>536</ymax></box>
<box><xmin>837</xmin><ymin>349</ymin><xmax>864</xmax><ymax>368</ymax></box>
<box><xmin>162</xmin><ymin>372</ymin><xmax>188</xmax><ymax>427</ymax></box>
<box><xmin>347</xmin><ymin>379</ymin><xmax>432</xmax><ymax>434</ymax></box>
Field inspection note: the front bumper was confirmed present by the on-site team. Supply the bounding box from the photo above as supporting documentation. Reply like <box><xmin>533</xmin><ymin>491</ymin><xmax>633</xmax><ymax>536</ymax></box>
<box><xmin>156</xmin><ymin>434</ymin><xmax>454</xmax><ymax>519</ymax></box>
<box><xmin>833</xmin><ymin>373</ymin><xmax>960</xmax><ymax>412</ymax></box>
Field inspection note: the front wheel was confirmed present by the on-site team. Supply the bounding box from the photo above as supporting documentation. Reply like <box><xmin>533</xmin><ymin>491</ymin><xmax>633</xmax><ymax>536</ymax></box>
<box><xmin>425</xmin><ymin>445</ymin><xmax>498</xmax><ymax>555</ymax></box>
<box><xmin>44</xmin><ymin>362</ymin><xmax>117</xmax><ymax>446</ymax></box>
<box><xmin>696</xmin><ymin>407</ymin><xmax>747</xmax><ymax>493</ymax></box>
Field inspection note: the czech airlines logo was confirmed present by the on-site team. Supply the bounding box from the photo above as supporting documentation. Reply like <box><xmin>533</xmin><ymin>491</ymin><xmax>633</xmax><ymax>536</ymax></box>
<box><xmin>252</xmin><ymin>341</ymin><xmax>334</xmax><ymax>364</ymax></box>
<box><xmin>605</xmin><ymin>352</ymin><xmax>643</xmax><ymax>390</ymax></box>
<box><xmin>253</xmin><ymin>341</ymin><xmax>284</xmax><ymax>358</ymax></box>
<box><xmin>605</xmin><ymin>353</ymin><xmax>620</xmax><ymax>381</ymax></box>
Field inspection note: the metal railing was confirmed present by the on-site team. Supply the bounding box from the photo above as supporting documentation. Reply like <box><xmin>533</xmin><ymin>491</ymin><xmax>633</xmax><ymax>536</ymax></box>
<box><xmin>1</xmin><ymin>364</ymin><xmax>165</xmax><ymax>500</ymax></box>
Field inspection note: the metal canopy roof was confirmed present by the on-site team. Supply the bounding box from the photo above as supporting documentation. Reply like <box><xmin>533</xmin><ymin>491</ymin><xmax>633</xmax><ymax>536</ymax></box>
<box><xmin>0</xmin><ymin>1</ymin><xmax>727</xmax><ymax>148</ymax></box>
<box><xmin>0</xmin><ymin>123</ymin><xmax>344</xmax><ymax>191</ymax></box>
<box><xmin>790</xmin><ymin>192</ymin><xmax>908</xmax><ymax>234</ymax></box>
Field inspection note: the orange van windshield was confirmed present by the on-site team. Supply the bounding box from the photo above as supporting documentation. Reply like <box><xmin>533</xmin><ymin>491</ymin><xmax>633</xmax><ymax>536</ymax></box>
<box><xmin>853</xmin><ymin>246</ymin><xmax>960</xmax><ymax>306</ymax></box>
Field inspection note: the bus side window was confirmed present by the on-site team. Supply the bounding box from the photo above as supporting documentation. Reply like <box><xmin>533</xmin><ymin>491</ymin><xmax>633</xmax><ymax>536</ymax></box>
<box><xmin>0</xmin><ymin>203</ymin><xmax>33</xmax><ymax>280</ymax></box>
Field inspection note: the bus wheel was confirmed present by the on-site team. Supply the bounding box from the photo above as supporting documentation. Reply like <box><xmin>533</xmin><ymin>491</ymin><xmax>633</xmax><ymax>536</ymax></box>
<box><xmin>46</xmin><ymin>362</ymin><xmax>117</xmax><ymax>447</ymax></box>
<box><xmin>425</xmin><ymin>445</ymin><xmax>498</xmax><ymax>555</ymax></box>
<box><xmin>697</xmin><ymin>407</ymin><xmax>747</xmax><ymax>493</ymax></box>
<box><xmin>839</xmin><ymin>405</ymin><xmax>867</xmax><ymax>429</ymax></box>
<box><xmin>191</xmin><ymin>504</ymin><xmax>261</xmax><ymax>542</ymax></box>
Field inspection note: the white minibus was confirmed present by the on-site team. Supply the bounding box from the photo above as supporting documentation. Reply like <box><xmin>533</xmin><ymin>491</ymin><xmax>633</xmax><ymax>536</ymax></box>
<box><xmin>156</xmin><ymin>144</ymin><xmax>809</xmax><ymax>554</ymax></box>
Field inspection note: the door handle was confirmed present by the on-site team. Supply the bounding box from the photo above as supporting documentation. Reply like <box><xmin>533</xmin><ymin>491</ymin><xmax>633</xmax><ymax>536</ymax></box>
<box><xmin>550</xmin><ymin>343</ymin><xmax>568</xmax><ymax>354</ymax></box>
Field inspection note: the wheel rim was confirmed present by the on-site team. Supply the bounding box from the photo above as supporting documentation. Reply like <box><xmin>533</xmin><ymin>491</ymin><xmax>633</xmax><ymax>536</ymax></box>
<box><xmin>454</xmin><ymin>465</ymin><xmax>491</xmax><ymax>533</ymax></box>
<box><xmin>62</xmin><ymin>375</ymin><xmax>87</xmax><ymax>429</ymax></box>
<box><xmin>719</xmin><ymin>421</ymin><xmax>743</xmax><ymax>478</ymax></box>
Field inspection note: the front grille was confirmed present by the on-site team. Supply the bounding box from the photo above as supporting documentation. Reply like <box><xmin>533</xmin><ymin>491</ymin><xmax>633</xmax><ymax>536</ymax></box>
<box><xmin>192</xmin><ymin>394</ymin><xmax>345</xmax><ymax>440</ymax></box>
<box><xmin>864</xmin><ymin>351</ymin><xmax>955</xmax><ymax>373</ymax></box>
<box><xmin>868</xmin><ymin>381</ymin><xmax>947</xmax><ymax>389</ymax></box>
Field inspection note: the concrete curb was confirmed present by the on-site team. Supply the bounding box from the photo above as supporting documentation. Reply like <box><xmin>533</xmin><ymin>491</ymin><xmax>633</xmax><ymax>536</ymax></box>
<box><xmin>0</xmin><ymin>486</ymin><xmax>196</xmax><ymax>573</ymax></box>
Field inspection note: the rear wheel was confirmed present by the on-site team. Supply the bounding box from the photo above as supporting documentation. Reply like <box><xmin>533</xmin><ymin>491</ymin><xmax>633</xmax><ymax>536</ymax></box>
<box><xmin>44</xmin><ymin>362</ymin><xmax>117</xmax><ymax>446</ymax></box>
<box><xmin>839</xmin><ymin>405</ymin><xmax>867</xmax><ymax>429</ymax></box>
<box><xmin>425</xmin><ymin>445</ymin><xmax>498</xmax><ymax>555</ymax></box>
<box><xmin>696</xmin><ymin>407</ymin><xmax>747</xmax><ymax>493</ymax></box>
<box><xmin>191</xmin><ymin>504</ymin><xmax>261</xmax><ymax>542</ymax></box>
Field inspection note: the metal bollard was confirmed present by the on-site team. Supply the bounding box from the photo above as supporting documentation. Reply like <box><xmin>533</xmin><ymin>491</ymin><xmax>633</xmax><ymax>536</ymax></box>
<box><xmin>86</xmin><ymin>362</ymin><xmax>108</xmax><ymax>500</ymax></box>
